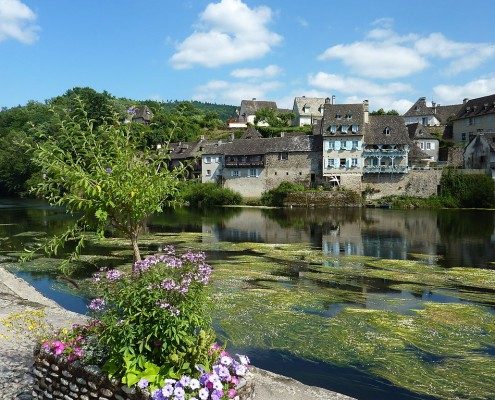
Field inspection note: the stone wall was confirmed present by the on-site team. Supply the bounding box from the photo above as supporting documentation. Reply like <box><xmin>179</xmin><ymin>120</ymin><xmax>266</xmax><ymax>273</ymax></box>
<box><xmin>31</xmin><ymin>348</ymin><xmax>254</xmax><ymax>400</ymax></box>
<box><xmin>362</xmin><ymin>170</ymin><xmax>442</xmax><ymax>199</ymax></box>
<box><xmin>284</xmin><ymin>190</ymin><xmax>362</xmax><ymax>207</ymax></box>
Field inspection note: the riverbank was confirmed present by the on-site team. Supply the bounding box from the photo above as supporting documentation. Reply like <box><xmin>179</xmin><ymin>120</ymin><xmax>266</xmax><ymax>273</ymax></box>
<box><xmin>0</xmin><ymin>267</ymin><xmax>354</xmax><ymax>400</ymax></box>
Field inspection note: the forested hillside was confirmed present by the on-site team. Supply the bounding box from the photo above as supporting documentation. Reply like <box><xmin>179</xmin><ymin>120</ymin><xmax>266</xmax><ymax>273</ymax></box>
<box><xmin>0</xmin><ymin>87</ymin><xmax>237</xmax><ymax>197</ymax></box>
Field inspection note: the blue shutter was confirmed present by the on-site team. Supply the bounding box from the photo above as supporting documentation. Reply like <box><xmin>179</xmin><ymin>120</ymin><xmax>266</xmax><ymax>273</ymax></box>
<box><xmin>347</xmin><ymin>140</ymin><xmax>353</xmax><ymax>149</ymax></box>
<box><xmin>334</xmin><ymin>141</ymin><xmax>341</xmax><ymax>150</ymax></box>
<box><xmin>357</xmin><ymin>140</ymin><xmax>362</xmax><ymax>150</ymax></box>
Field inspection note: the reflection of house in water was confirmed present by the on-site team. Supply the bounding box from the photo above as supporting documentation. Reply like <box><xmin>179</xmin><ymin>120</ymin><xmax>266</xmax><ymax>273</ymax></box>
<box><xmin>322</xmin><ymin>209</ymin><xmax>442</xmax><ymax>260</ymax></box>
<box><xmin>202</xmin><ymin>209</ymin><xmax>311</xmax><ymax>244</ymax></box>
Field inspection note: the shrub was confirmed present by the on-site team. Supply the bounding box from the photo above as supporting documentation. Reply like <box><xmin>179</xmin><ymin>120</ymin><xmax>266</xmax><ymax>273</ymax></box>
<box><xmin>179</xmin><ymin>182</ymin><xmax>242</xmax><ymax>208</ymax></box>
<box><xmin>440</xmin><ymin>168</ymin><xmax>495</xmax><ymax>208</ymax></box>
<box><xmin>261</xmin><ymin>182</ymin><xmax>306</xmax><ymax>207</ymax></box>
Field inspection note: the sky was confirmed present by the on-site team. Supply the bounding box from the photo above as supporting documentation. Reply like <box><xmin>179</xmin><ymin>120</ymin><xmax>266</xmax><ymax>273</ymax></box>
<box><xmin>1</xmin><ymin>0</ymin><xmax>495</xmax><ymax>113</ymax></box>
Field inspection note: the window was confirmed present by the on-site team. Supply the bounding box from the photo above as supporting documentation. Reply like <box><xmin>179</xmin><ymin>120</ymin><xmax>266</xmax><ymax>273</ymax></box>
<box><xmin>327</xmin><ymin>158</ymin><xmax>335</xmax><ymax>168</ymax></box>
<box><xmin>249</xmin><ymin>168</ymin><xmax>258</xmax><ymax>177</ymax></box>
<box><xmin>341</xmin><ymin>125</ymin><xmax>349</xmax><ymax>133</ymax></box>
<box><xmin>422</xmin><ymin>117</ymin><xmax>427</xmax><ymax>125</ymax></box>
<box><xmin>231</xmin><ymin>170</ymin><xmax>239</xmax><ymax>177</ymax></box>
<box><xmin>341</xmin><ymin>140</ymin><xmax>347</xmax><ymax>150</ymax></box>
<box><xmin>206</xmin><ymin>169</ymin><xmax>211</xmax><ymax>177</ymax></box>
<box><xmin>426</xmin><ymin>142</ymin><xmax>431</xmax><ymax>150</ymax></box>
<box><xmin>335</xmin><ymin>114</ymin><xmax>342</xmax><ymax>119</ymax></box>
<box><xmin>420</xmin><ymin>142</ymin><xmax>424</xmax><ymax>150</ymax></box>
<box><xmin>330</xmin><ymin>125</ymin><xmax>337</xmax><ymax>133</ymax></box>
<box><xmin>384</xmin><ymin>127</ymin><xmax>390</xmax><ymax>135</ymax></box>
<box><xmin>327</xmin><ymin>140</ymin><xmax>334</xmax><ymax>150</ymax></box>
<box><xmin>351</xmin><ymin>158</ymin><xmax>358</xmax><ymax>167</ymax></box>
<box><xmin>351</xmin><ymin>124</ymin><xmax>359</xmax><ymax>133</ymax></box>
<box><xmin>278</xmin><ymin>152</ymin><xmax>288</xmax><ymax>160</ymax></box>
<box><xmin>274</xmin><ymin>171</ymin><xmax>277</xmax><ymax>175</ymax></box>
<box><xmin>346</xmin><ymin>114</ymin><xmax>352</xmax><ymax>120</ymax></box>
<box><xmin>352</xmin><ymin>140</ymin><xmax>359</xmax><ymax>150</ymax></box>
<box><xmin>469</xmin><ymin>117</ymin><xmax>474</xmax><ymax>125</ymax></box>
<box><xmin>340</xmin><ymin>158</ymin><xmax>346</xmax><ymax>168</ymax></box>
<box><xmin>461</xmin><ymin>133</ymin><xmax>467</xmax><ymax>141</ymax></box>
<box><xmin>205</xmin><ymin>156</ymin><xmax>212</xmax><ymax>164</ymax></box>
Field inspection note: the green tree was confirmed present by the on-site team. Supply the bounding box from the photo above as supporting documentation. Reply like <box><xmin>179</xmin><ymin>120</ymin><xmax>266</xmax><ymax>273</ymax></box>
<box><xmin>370</xmin><ymin>108</ymin><xmax>400</xmax><ymax>116</ymax></box>
<box><xmin>254</xmin><ymin>108</ymin><xmax>294</xmax><ymax>127</ymax></box>
<box><xmin>29</xmin><ymin>99</ymin><xmax>184</xmax><ymax>271</ymax></box>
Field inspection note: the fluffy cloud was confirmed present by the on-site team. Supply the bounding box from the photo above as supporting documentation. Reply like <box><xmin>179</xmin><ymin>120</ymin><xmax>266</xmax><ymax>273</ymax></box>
<box><xmin>230</xmin><ymin>64</ymin><xmax>282</xmax><ymax>79</ymax></box>
<box><xmin>318</xmin><ymin>21</ymin><xmax>495</xmax><ymax>79</ymax></box>
<box><xmin>171</xmin><ymin>0</ymin><xmax>281</xmax><ymax>69</ymax></box>
<box><xmin>0</xmin><ymin>0</ymin><xmax>38</xmax><ymax>44</ymax></box>
<box><xmin>308</xmin><ymin>72</ymin><xmax>411</xmax><ymax>96</ymax></box>
<box><xmin>345</xmin><ymin>95</ymin><xmax>413</xmax><ymax>114</ymax></box>
<box><xmin>193</xmin><ymin>79</ymin><xmax>281</xmax><ymax>104</ymax></box>
<box><xmin>433</xmin><ymin>76</ymin><xmax>495</xmax><ymax>104</ymax></box>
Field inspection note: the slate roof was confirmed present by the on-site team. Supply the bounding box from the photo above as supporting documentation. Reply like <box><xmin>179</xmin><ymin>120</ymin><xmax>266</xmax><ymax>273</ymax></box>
<box><xmin>407</xmin><ymin>123</ymin><xmax>439</xmax><ymax>140</ymax></box>
<box><xmin>129</xmin><ymin>105</ymin><xmax>153</xmax><ymax>122</ymax></box>
<box><xmin>409</xmin><ymin>143</ymin><xmax>431</xmax><ymax>161</ymax></box>
<box><xmin>239</xmin><ymin>99</ymin><xmax>277</xmax><ymax>117</ymax></box>
<box><xmin>293</xmin><ymin>97</ymin><xmax>327</xmax><ymax>116</ymax></box>
<box><xmin>202</xmin><ymin>134</ymin><xmax>322</xmax><ymax>156</ymax></box>
<box><xmin>365</xmin><ymin>115</ymin><xmax>410</xmax><ymax>145</ymax></box>
<box><xmin>167</xmin><ymin>140</ymin><xmax>202</xmax><ymax>160</ymax></box>
<box><xmin>319</xmin><ymin>103</ymin><xmax>366</xmax><ymax>136</ymax></box>
<box><xmin>240</xmin><ymin>126</ymin><xmax>263</xmax><ymax>139</ymax></box>
<box><xmin>403</xmin><ymin>97</ymin><xmax>461</xmax><ymax>124</ymax></box>
<box><xmin>455</xmin><ymin>94</ymin><xmax>495</xmax><ymax>119</ymax></box>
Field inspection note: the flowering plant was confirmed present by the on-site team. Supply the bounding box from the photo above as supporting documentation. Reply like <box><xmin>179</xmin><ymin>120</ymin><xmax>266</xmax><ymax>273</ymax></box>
<box><xmin>90</xmin><ymin>247</ymin><xmax>217</xmax><ymax>387</ymax></box>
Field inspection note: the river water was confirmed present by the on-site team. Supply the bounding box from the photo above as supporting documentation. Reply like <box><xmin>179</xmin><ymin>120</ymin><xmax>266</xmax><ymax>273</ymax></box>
<box><xmin>1</xmin><ymin>199</ymin><xmax>494</xmax><ymax>400</ymax></box>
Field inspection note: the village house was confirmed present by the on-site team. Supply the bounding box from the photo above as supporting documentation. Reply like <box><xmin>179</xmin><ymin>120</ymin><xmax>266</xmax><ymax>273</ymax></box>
<box><xmin>166</xmin><ymin>138</ymin><xmax>210</xmax><ymax>179</ymax></box>
<box><xmin>463</xmin><ymin>133</ymin><xmax>495</xmax><ymax>179</ymax></box>
<box><xmin>403</xmin><ymin>97</ymin><xmax>462</xmax><ymax>127</ymax></box>
<box><xmin>201</xmin><ymin>128</ymin><xmax>322</xmax><ymax>197</ymax></box>
<box><xmin>228</xmin><ymin>98</ymin><xmax>278</xmax><ymax>128</ymax></box>
<box><xmin>125</xmin><ymin>105</ymin><xmax>153</xmax><ymax>124</ymax></box>
<box><xmin>452</xmin><ymin>94</ymin><xmax>495</xmax><ymax>145</ymax></box>
<box><xmin>292</xmin><ymin>96</ymin><xmax>327</xmax><ymax>126</ymax></box>
<box><xmin>407</xmin><ymin>123</ymin><xmax>440</xmax><ymax>162</ymax></box>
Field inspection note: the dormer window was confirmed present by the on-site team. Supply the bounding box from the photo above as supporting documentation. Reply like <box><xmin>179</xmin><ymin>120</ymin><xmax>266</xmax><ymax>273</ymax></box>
<box><xmin>303</xmin><ymin>105</ymin><xmax>310</xmax><ymax>113</ymax></box>
<box><xmin>318</xmin><ymin>106</ymin><xmax>323</xmax><ymax>114</ymax></box>
<box><xmin>329</xmin><ymin>125</ymin><xmax>337</xmax><ymax>134</ymax></box>
<box><xmin>346</xmin><ymin>114</ymin><xmax>352</xmax><ymax>120</ymax></box>
<box><xmin>341</xmin><ymin>125</ymin><xmax>349</xmax><ymax>133</ymax></box>
<box><xmin>351</xmin><ymin>124</ymin><xmax>359</xmax><ymax>133</ymax></box>
<box><xmin>384</xmin><ymin>127</ymin><xmax>390</xmax><ymax>135</ymax></box>
<box><xmin>415</xmin><ymin>106</ymin><xmax>419</xmax><ymax>111</ymax></box>
<box><xmin>335</xmin><ymin>114</ymin><xmax>342</xmax><ymax>119</ymax></box>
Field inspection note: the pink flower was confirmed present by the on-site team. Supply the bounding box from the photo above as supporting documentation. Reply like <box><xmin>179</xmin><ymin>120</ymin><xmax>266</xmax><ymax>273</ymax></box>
<box><xmin>228</xmin><ymin>388</ymin><xmax>237</xmax><ymax>399</ymax></box>
<box><xmin>230</xmin><ymin>376</ymin><xmax>239</xmax><ymax>386</ymax></box>
<box><xmin>52</xmin><ymin>340</ymin><xmax>65</xmax><ymax>355</ymax></box>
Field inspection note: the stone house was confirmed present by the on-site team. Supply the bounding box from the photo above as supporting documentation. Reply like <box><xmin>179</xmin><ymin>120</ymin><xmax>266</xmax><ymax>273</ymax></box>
<box><xmin>315</xmin><ymin>100</ymin><xmax>368</xmax><ymax>188</ymax></box>
<box><xmin>403</xmin><ymin>97</ymin><xmax>461</xmax><ymax>127</ymax></box>
<box><xmin>452</xmin><ymin>94</ymin><xmax>495</xmax><ymax>145</ymax></box>
<box><xmin>407</xmin><ymin>123</ymin><xmax>440</xmax><ymax>162</ymax></box>
<box><xmin>125</xmin><ymin>105</ymin><xmax>154</xmax><ymax>124</ymax></box>
<box><xmin>292</xmin><ymin>96</ymin><xmax>328</xmax><ymax>126</ymax></box>
<box><xmin>201</xmin><ymin>131</ymin><xmax>322</xmax><ymax>198</ymax></box>
<box><xmin>167</xmin><ymin>139</ymin><xmax>210</xmax><ymax>179</ymax></box>
<box><xmin>228</xmin><ymin>98</ymin><xmax>278</xmax><ymax>128</ymax></box>
<box><xmin>463</xmin><ymin>133</ymin><xmax>495</xmax><ymax>178</ymax></box>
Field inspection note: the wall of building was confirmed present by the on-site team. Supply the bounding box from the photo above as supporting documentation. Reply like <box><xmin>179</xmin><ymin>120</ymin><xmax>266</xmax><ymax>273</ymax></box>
<box><xmin>415</xmin><ymin>139</ymin><xmax>439</xmax><ymax>161</ymax></box>
<box><xmin>201</xmin><ymin>154</ymin><xmax>223</xmax><ymax>183</ymax></box>
<box><xmin>404</xmin><ymin>115</ymin><xmax>440</xmax><ymax>126</ymax></box>
<box><xmin>362</xmin><ymin>170</ymin><xmax>442</xmax><ymax>199</ymax></box>
<box><xmin>322</xmin><ymin>137</ymin><xmax>363</xmax><ymax>183</ymax></box>
<box><xmin>453</xmin><ymin>114</ymin><xmax>495</xmax><ymax>144</ymax></box>
<box><xmin>222</xmin><ymin>167</ymin><xmax>266</xmax><ymax>198</ymax></box>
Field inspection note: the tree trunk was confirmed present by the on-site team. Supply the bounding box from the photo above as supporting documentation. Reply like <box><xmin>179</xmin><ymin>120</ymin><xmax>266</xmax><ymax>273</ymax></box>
<box><xmin>131</xmin><ymin>234</ymin><xmax>141</xmax><ymax>267</ymax></box>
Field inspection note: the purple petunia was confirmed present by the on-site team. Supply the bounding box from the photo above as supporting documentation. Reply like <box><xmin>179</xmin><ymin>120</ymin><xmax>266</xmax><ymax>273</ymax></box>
<box><xmin>88</xmin><ymin>298</ymin><xmax>105</xmax><ymax>311</ymax></box>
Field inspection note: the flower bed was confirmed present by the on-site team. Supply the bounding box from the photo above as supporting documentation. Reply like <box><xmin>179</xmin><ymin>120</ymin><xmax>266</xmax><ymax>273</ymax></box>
<box><xmin>32</xmin><ymin>248</ymin><xmax>254</xmax><ymax>400</ymax></box>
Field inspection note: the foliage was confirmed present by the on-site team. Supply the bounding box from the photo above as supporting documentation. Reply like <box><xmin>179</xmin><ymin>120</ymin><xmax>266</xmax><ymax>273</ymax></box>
<box><xmin>89</xmin><ymin>249</ymin><xmax>215</xmax><ymax>385</ymax></box>
<box><xmin>179</xmin><ymin>182</ymin><xmax>242</xmax><ymax>208</ymax></box>
<box><xmin>255</xmin><ymin>124</ymin><xmax>312</xmax><ymax>137</ymax></box>
<box><xmin>260</xmin><ymin>181</ymin><xmax>306</xmax><ymax>207</ymax></box>
<box><xmin>254</xmin><ymin>107</ymin><xmax>295</xmax><ymax>127</ymax></box>
<box><xmin>370</xmin><ymin>108</ymin><xmax>400</xmax><ymax>115</ymax></box>
<box><xmin>377</xmin><ymin>195</ymin><xmax>458</xmax><ymax>209</ymax></box>
<box><xmin>440</xmin><ymin>168</ymin><xmax>495</xmax><ymax>208</ymax></box>
<box><xmin>28</xmin><ymin>98</ymin><xmax>184</xmax><ymax>268</ymax></box>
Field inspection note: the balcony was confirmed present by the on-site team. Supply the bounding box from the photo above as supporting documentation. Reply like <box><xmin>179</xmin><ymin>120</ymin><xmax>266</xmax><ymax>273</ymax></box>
<box><xmin>225</xmin><ymin>160</ymin><xmax>265</xmax><ymax>168</ymax></box>
<box><xmin>363</xmin><ymin>165</ymin><xmax>409</xmax><ymax>174</ymax></box>
<box><xmin>363</xmin><ymin>148</ymin><xmax>408</xmax><ymax>157</ymax></box>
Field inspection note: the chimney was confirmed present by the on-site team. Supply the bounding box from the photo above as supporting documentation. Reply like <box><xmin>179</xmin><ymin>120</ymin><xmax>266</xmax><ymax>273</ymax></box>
<box><xmin>280</xmin><ymin>132</ymin><xmax>285</xmax><ymax>137</ymax></box>
<box><xmin>252</xmin><ymin>98</ymin><xmax>256</xmax><ymax>101</ymax></box>
<box><xmin>325</xmin><ymin>97</ymin><xmax>331</xmax><ymax>104</ymax></box>
<box><xmin>302</xmin><ymin>95</ymin><xmax>306</xmax><ymax>98</ymax></box>
<box><xmin>200</xmin><ymin>135</ymin><xmax>205</xmax><ymax>140</ymax></box>
<box><xmin>463</xmin><ymin>98</ymin><xmax>469</xmax><ymax>104</ymax></box>
<box><xmin>432</xmin><ymin>101</ymin><xmax>437</xmax><ymax>113</ymax></box>
<box><xmin>363</xmin><ymin>100</ymin><xmax>369</xmax><ymax>123</ymax></box>
<box><xmin>229</xmin><ymin>133</ymin><xmax>235</xmax><ymax>142</ymax></box>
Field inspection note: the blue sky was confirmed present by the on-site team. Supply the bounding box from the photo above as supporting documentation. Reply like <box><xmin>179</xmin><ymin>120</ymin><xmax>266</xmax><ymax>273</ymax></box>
<box><xmin>1</xmin><ymin>0</ymin><xmax>495</xmax><ymax>113</ymax></box>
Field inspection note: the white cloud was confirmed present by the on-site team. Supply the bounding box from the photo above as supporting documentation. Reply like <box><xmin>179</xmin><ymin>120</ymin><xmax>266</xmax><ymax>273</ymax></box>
<box><xmin>318</xmin><ymin>42</ymin><xmax>427</xmax><ymax>79</ymax></box>
<box><xmin>231</xmin><ymin>64</ymin><xmax>282</xmax><ymax>79</ymax></box>
<box><xmin>318</xmin><ymin>22</ymin><xmax>495</xmax><ymax>79</ymax></box>
<box><xmin>345</xmin><ymin>95</ymin><xmax>413</xmax><ymax>114</ymax></box>
<box><xmin>415</xmin><ymin>33</ymin><xmax>495</xmax><ymax>74</ymax></box>
<box><xmin>308</xmin><ymin>72</ymin><xmax>411</xmax><ymax>96</ymax></box>
<box><xmin>193</xmin><ymin>79</ymin><xmax>281</xmax><ymax>105</ymax></box>
<box><xmin>433</xmin><ymin>76</ymin><xmax>495</xmax><ymax>104</ymax></box>
<box><xmin>0</xmin><ymin>0</ymin><xmax>38</xmax><ymax>44</ymax></box>
<box><xmin>296</xmin><ymin>17</ymin><xmax>308</xmax><ymax>28</ymax></box>
<box><xmin>170</xmin><ymin>0</ymin><xmax>281</xmax><ymax>69</ymax></box>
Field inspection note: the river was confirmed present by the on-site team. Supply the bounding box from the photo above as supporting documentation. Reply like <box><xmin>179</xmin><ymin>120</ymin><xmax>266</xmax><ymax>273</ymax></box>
<box><xmin>1</xmin><ymin>198</ymin><xmax>494</xmax><ymax>400</ymax></box>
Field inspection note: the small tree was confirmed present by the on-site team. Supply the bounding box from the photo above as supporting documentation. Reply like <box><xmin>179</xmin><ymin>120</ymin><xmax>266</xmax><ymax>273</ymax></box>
<box><xmin>29</xmin><ymin>99</ymin><xmax>184</xmax><ymax>272</ymax></box>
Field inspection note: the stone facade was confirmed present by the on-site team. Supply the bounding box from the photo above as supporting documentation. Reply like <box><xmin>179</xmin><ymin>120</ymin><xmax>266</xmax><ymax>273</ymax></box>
<box><xmin>452</xmin><ymin>94</ymin><xmax>495</xmax><ymax>144</ymax></box>
<box><xmin>362</xmin><ymin>170</ymin><xmax>442</xmax><ymax>199</ymax></box>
